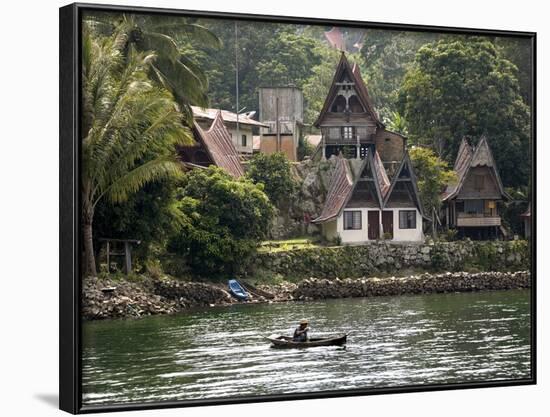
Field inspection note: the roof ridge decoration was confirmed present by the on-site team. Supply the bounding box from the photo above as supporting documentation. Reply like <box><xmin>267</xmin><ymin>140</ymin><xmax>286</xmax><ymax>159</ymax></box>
<box><xmin>314</xmin><ymin>53</ymin><xmax>382</xmax><ymax>128</ymax></box>
<box><xmin>383</xmin><ymin>151</ymin><xmax>425</xmax><ymax>217</ymax></box>
<box><xmin>192</xmin><ymin>110</ymin><xmax>245</xmax><ymax>179</ymax></box>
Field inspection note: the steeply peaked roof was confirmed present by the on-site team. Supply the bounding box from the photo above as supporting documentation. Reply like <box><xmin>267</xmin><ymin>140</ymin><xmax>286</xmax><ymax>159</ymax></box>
<box><xmin>383</xmin><ymin>151</ymin><xmax>425</xmax><ymax>217</ymax></box>
<box><xmin>312</xmin><ymin>156</ymin><xmax>354</xmax><ymax>224</ymax></box>
<box><xmin>193</xmin><ymin>111</ymin><xmax>245</xmax><ymax>178</ymax></box>
<box><xmin>443</xmin><ymin>136</ymin><xmax>509</xmax><ymax>201</ymax></box>
<box><xmin>373</xmin><ymin>150</ymin><xmax>391</xmax><ymax>198</ymax></box>
<box><xmin>312</xmin><ymin>150</ymin><xmax>390</xmax><ymax>224</ymax></box>
<box><xmin>314</xmin><ymin>53</ymin><xmax>382</xmax><ymax>128</ymax></box>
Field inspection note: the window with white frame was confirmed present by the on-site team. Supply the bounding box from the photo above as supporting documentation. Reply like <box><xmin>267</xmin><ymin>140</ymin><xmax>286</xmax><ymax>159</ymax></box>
<box><xmin>399</xmin><ymin>210</ymin><xmax>416</xmax><ymax>229</ymax></box>
<box><xmin>344</xmin><ymin>210</ymin><xmax>362</xmax><ymax>230</ymax></box>
<box><xmin>342</xmin><ymin>126</ymin><xmax>354</xmax><ymax>140</ymax></box>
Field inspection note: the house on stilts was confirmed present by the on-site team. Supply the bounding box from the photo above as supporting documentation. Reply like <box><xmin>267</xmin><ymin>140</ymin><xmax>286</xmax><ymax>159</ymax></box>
<box><xmin>441</xmin><ymin>136</ymin><xmax>511</xmax><ymax>239</ymax></box>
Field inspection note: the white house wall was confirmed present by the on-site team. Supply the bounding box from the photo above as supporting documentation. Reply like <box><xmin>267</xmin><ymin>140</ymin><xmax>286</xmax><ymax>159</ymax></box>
<box><xmin>388</xmin><ymin>207</ymin><xmax>424</xmax><ymax>242</ymax></box>
<box><xmin>325</xmin><ymin>207</ymin><xmax>423</xmax><ymax>243</ymax></box>
<box><xmin>229</xmin><ymin>125</ymin><xmax>254</xmax><ymax>154</ymax></box>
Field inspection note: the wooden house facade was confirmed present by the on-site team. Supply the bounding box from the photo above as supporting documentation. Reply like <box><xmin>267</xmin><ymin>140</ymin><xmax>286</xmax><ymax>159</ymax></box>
<box><xmin>312</xmin><ymin>151</ymin><xmax>425</xmax><ymax>243</ymax></box>
<box><xmin>177</xmin><ymin>111</ymin><xmax>245</xmax><ymax>179</ymax></box>
<box><xmin>315</xmin><ymin>53</ymin><xmax>406</xmax><ymax>168</ymax></box>
<box><xmin>441</xmin><ymin>137</ymin><xmax>511</xmax><ymax>239</ymax></box>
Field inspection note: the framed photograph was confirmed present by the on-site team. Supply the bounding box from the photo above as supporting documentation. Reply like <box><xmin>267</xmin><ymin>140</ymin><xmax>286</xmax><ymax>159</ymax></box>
<box><xmin>60</xmin><ymin>2</ymin><xmax>536</xmax><ymax>413</ymax></box>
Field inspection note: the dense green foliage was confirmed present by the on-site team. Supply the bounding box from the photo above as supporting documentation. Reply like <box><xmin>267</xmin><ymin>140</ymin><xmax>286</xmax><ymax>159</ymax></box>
<box><xmin>399</xmin><ymin>38</ymin><xmax>530</xmax><ymax>187</ymax></box>
<box><xmin>93</xmin><ymin>179</ymin><xmax>183</xmax><ymax>267</ymax></box>
<box><xmin>246</xmin><ymin>153</ymin><xmax>297</xmax><ymax>206</ymax></box>
<box><xmin>178</xmin><ymin>21</ymin><xmax>323</xmax><ymax>114</ymax></box>
<box><xmin>409</xmin><ymin>147</ymin><xmax>456</xmax><ymax>218</ymax></box>
<box><xmin>360</xmin><ymin>30</ymin><xmax>438</xmax><ymax>121</ymax></box>
<box><xmin>82</xmin><ymin>12</ymin><xmax>533</xmax><ymax>279</ymax></box>
<box><xmin>83</xmin><ymin>12</ymin><xmax>220</xmax><ymax>121</ymax></box>
<box><xmin>81</xmin><ymin>26</ymin><xmax>194</xmax><ymax>275</ymax></box>
<box><xmin>168</xmin><ymin>167</ymin><xmax>275</xmax><ymax>276</ymax></box>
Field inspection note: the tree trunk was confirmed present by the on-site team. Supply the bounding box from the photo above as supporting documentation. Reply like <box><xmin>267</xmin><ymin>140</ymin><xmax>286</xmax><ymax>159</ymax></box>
<box><xmin>83</xmin><ymin>219</ymin><xmax>97</xmax><ymax>277</ymax></box>
<box><xmin>432</xmin><ymin>208</ymin><xmax>438</xmax><ymax>240</ymax></box>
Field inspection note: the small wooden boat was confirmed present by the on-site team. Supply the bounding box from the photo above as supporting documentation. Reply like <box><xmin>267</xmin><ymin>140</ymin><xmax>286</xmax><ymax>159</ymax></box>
<box><xmin>266</xmin><ymin>334</ymin><xmax>347</xmax><ymax>349</ymax></box>
<box><xmin>228</xmin><ymin>279</ymin><xmax>249</xmax><ymax>300</ymax></box>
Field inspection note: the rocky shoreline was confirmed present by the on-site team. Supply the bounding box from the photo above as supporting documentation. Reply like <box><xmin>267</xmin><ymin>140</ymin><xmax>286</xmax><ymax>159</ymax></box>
<box><xmin>82</xmin><ymin>271</ymin><xmax>530</xmax><ymax>320</ymax></box>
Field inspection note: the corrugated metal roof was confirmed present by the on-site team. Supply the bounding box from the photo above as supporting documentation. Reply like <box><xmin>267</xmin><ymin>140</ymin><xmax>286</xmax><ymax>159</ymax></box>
<box><xmin>312</xmin><ymin>157</ymin><xmax>354</xmax><ymax>223</ymax></box>
<box><xmin>193</xmin><ymin>111</ymin><xmax>245</xmax><ymax>178</ymax></box>
<box><xmin>374</xmin><ymin>151</ymin><xmax>390</xmax><ymax>198</ymax></box>
<box><xmin>191</xmin><ymin>106</ymin><xmax>269</xmax><ymax>128</ymax></box>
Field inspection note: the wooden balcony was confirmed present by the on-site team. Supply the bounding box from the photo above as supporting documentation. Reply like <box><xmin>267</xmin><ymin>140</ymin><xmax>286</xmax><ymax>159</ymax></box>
<box><xmin>456</xmin><ymin>213</ymin><xmax>501</xmax><ymax>227</ymax></box>
<box><xmin>323</xmin><ymin>134</ymin><xmax>375</xmax><ymax>145</ymax></box>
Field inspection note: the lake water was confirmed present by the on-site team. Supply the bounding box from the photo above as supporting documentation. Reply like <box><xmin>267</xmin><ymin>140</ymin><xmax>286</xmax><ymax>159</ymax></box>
<box><xmin>82</xmin><ymin>289</ymin><xmax>531</xmax><ymax>406</ymax></box>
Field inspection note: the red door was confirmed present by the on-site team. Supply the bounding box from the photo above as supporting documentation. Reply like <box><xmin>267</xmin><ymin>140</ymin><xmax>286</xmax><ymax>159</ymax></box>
<box><xmin>382</xmin><ymin>211</ymin><xmax>393</xmax><ymax>239</ymax></box>
<box><xmin>368</xmin><ymin>211</ymin><xmax>380</xmax><ymax>240</ymax></box>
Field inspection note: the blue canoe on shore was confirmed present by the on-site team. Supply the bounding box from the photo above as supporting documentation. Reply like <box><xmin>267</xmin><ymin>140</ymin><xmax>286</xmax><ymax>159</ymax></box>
<box><xmin>228</xmin><ymin>279</ymin><xmax>249</xmax><ymax>300</ymax></box>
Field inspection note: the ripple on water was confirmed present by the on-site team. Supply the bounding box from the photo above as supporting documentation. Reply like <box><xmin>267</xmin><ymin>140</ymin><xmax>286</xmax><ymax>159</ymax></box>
<box><xmin>82</xmin><ymin>289</ymin><xmax>531</xmax><ymax>405</ymax></box>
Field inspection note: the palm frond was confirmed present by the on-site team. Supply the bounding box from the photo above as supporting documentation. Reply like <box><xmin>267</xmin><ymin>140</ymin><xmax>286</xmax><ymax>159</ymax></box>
<box><xmin>101</xmin><ymin>157</ymin><xmax>183</xmax><ymax>205</ymax></box>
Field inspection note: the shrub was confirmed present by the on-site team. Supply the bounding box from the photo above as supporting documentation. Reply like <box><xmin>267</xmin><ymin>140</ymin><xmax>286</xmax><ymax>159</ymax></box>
<box><xmin>168</xmin><ymin>166</ymin><xmax>275</xmax><ymax>277</ymax></box>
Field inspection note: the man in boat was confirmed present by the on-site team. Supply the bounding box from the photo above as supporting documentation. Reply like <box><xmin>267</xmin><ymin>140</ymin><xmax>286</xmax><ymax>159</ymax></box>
<box><xmin>293</xmin><ymin>319</ymin><xmax>310</xmax><ymax>342</ymax></box>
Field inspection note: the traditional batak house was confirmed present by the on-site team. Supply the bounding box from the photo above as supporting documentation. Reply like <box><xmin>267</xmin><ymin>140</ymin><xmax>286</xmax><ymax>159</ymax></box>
<box><xmin>314</xmin><ymin>53</ymin><xmax>406</xmax><ymax>172</ymax></box>
<box><xmin>441</xmin><ymin>136</ymin><xmax>511</xmax><ymax>239</ymax></box>
<box><xmin>312</xmin><ymin>53</ymin><xmax>425</xmax><ymax>244</ymax></box>
<box><xmin>312</xmin><ymin>151</ymin><xmax>425</xmax><ymax>243</ymax></box>
<box><xmin>191</xmin><ymin>106</ymin><xmax>268</xmax><ymax>155</ymax></box>
<box><xmin>177</xmin><ymin>110</ymin><xmax>245</xmax><ymax>179</ymax></box>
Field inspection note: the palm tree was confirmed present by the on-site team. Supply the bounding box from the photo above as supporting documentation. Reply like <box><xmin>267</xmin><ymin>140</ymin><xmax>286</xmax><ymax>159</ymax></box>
<box><xmin>81</xmin><ymin>28</ymin><xmax>193</xmax><ymax>276</ymax></box>
<box><xmin>84</xmin><ymin>12</ymin><xmax>221</xmax><ymax>123</ymax></box>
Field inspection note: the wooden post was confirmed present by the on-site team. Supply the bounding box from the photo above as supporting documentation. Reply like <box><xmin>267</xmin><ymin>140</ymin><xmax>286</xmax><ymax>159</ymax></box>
<box><xmin>106</xmin><ymin>241</ymin><xmax>110</xmax><ymax>273</ymax></box>
<box><xmin>124</xmin><ymin>241</ymin><xmax>132</xmax><ymax>275</ymax></box>
<box><xmin>276</xmin><ymin>97</ymin><xmax>280</xmax><ymax>152</ymax></box>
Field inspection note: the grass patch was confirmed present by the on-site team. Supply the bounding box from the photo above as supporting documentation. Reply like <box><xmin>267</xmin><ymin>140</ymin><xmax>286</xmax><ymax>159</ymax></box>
<box><xmin>258</xmin><ymin>236</ymin><xmax>324</xmax><ymax>253</ymax></box>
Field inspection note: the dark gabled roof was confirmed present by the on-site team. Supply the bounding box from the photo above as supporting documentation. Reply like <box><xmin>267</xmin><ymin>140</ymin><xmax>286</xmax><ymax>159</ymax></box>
<box><xmin>312</xmin><ymin>150</ymin><xmax>390</xmax><ymax>224</ymax></box>
<box><xmin>383</xmin><ymin>151</ymin><xmax>426</xmax><ymax>218</ymax></box>
<box><xmin>442</xmin><ymin>136</ymin><xmax>510</xmax><ymax>201</ymax></box>
<box><xmin>314</xmin><ymin>53</ymin><xmax>382</xmax><ymax>128</ymax></box>
<box><xmin>193</xmin><ymin>111</ymin><xmax>245</xmax><ymax>178</ymax></box>
<box><xmin>373</xmin><ymin>150</ymin><xmax>391</xmax><ymax>198</ymax></box>
<box><xmin>312</xmin><ymin>156</ymin><xmax>354</xmax><ymax>224</ymax></box>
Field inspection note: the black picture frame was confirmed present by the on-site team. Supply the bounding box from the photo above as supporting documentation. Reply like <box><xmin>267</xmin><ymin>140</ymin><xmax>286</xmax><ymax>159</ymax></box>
<box><xmin>60</xmin><ymin>2</ymin><xmax>537</xmax><ymax>414</ymax></box>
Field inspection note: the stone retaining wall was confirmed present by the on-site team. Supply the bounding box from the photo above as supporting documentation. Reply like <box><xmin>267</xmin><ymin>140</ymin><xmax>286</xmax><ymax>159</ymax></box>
<box><xmin>292</xmin><ymin>271</ymin><xmax>531</xmax><ymax>300</ymax></box>
<box><xmin>254</xmin><ymin>240</ymin><xmax>529</xmax><ymax>280</ymax></box>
